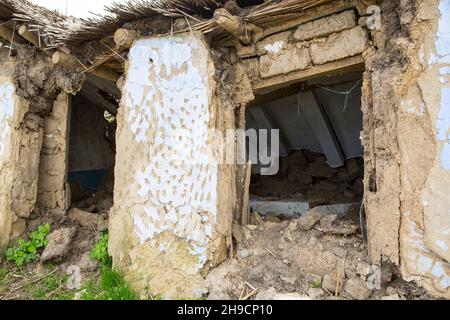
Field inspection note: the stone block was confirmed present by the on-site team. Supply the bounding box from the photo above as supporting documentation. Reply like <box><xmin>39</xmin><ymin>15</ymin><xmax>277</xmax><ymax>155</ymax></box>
<box><xmin>259</xmin><ymin>44</ymin><xmax>311</xmax><ymax>78</ymax></box>
<box><xmin>294</xmin><ymin>10</ymin><xmax>357</xmax><ymax>41</ymax></box>
<box><xmin>310</xmin><ymin>27</ymin><xmax>368</xmax><ymax>65</ymax></box>
<box><xmin>256</xmin><ymin>30</ymin><xmax>291</xmax><ymax>55</ymax></box>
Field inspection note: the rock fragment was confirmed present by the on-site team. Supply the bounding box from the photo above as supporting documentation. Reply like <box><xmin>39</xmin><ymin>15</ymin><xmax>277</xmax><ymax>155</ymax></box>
<box><xmin>40</xmin><ymin>227</ymin><xmax>76</xmax><ymax>262</ymax></box>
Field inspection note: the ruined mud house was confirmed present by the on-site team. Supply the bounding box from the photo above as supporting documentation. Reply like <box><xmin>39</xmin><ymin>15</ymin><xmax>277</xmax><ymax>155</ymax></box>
<box><xmin>0</xmin><ymin>0</ymin><xmax>449</xmax><ymax>299</ymax></box>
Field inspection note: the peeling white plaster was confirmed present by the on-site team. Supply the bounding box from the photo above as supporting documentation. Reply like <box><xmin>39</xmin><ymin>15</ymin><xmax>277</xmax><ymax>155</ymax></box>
<box><xmin>436</xmin><ymin>239</ymin><xmax>449</xmax><ymax>252</ymax></box>
<box><xmin>402</xmin><ymin>98</ymin><xmax>426</xmax><ymax>115</ymax></box>
<box><xmin>441</xmin><ymin>276</ymin><xmax>450</xmax><ymax>289</ymax></box>
<box><xmin>417</xmin><ymin>256</ymin><xmax>434</xmax><ymax>273</ymax></box>
<box><xmin>436</xmin><ymin>0</ymin><xmax>450</xmax><ymax>58</ymax></box>
<box><xmin>264</xmin><ymin>41</ymin><xmax>285</xmax><ymax>54</ymax></box>
<box><xmin>0</xmin><ymin>81</ymin><xmax>15</xmax><ymax>166</ymax></box>
<box><xmin>435</xmin><ymin>1</ymin><xmax>450</xmax><ymax>173</ymax></box>
<box><xmin>432</xmin><ymin>262</ymin><xmax>445</xmax><ymax>278</ymax></box>
<box><xmin>419</xmin><ymin>46</ymin><xmax>425</xmax><ymax>63</ymax></box>
<box><xmin>436</xmin><ymin>88</ymin><xmax>450</xmax><ymax>142</ymax></box>
<box><xmin>440</xmin><ymin>66</ymin><xmax>450</xmax><ymax>75</ymax></box>
<box><xmin>404</xmin><ymin>214</ymin><xmax>450</xmax><ymax>292</ymax></box>
<box><xmin>123</xmin><ymin>35</ymin><xmax>218</xmax><ymax>270</ymax></box>
<box><xmin>440</xmin><ymin>142</ymin><xmax>450</xmax><ymax>170</ymax></box>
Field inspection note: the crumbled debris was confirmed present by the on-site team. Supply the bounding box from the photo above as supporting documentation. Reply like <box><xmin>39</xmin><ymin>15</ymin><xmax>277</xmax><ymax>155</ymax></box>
<box><xmin>69</xmin><ymin>208</ymin><xmax>103</xmax><ymax>230</ymax></box>
<box><xmin>297</xmin><ymin>208</ymin><xmax>324</xmax><ymax>231</ymax></box>
<box><xmin>251</xmin><ymin>151</ymin><xmax>364</xmax><ymax>206</ymax></box>
<box><xmin>41</xmin><ymin>227</ymin><xmax>76</xmax><ymax>262</ymax></box>
<box><xmin>205</xmin><ymin>208</ymin><xmax>430</xmax><ymax>300</ymax></box>
<box><xmin>76</xmin><ymin>252</ymin><xmax>98</xmax><ymax>271</ymax></box>
<box><xmin>344</xmin><ymin>278</ymin><xmax>372</xmax><ymax>300</ymax></box>
<box><xmin>319</xmin><ymin>214</ymin><xmax>359</xmax><ymax>236</ymax></box>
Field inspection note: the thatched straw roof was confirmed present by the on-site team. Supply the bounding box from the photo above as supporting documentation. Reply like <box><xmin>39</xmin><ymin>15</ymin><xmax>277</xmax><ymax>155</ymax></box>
<box><xmin>61</xmin><ymin>0</ymin><xmax>227</xmax><ymax>46</ymax></box>
<box><xmin>67</xmin><ymin>0</ymin><xmax>334</xmax><ymax>45</ymax></box>
<box><xmin>1</xmin><ymin>0</ymin><xmax>334</xmax><ymax>48</ymax></box>
<box><xmin>0</xmin><ymin>0</ymin><xmax>82</xmax><ymax>48</ymax></box>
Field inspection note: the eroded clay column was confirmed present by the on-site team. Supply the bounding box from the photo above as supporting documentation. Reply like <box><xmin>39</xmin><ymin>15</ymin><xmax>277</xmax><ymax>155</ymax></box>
<box><xmin>110</xmin><ymin>32</ymin><xmax>232</xmax><ymax>299</ymax></box>
<box><xmin>36</xmin><ymin>92</ymin><xmax>70</xmax><ymax>214</ymax></box>
<box><xmin>0</xmin><ymin>64</ymin><xmax>43</xmax><ymax>251</ymax></box>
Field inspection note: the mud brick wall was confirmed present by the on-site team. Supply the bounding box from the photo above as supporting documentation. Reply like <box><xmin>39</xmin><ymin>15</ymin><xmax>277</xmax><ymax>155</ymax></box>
<box><xmin>237</xmin><ymin>9</ymin><xmax>368</xmax><ymax>86</ymax></box>
<box><xmin>361</xmin><ymin>0</ymin><xmax>450</xmax><ymax>298</ymax></box>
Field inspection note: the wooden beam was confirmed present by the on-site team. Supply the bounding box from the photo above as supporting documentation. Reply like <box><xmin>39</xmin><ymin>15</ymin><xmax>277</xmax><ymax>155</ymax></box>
<box><xmin>18</xmin><ymin>25</ymin><xmax>40</xmax><ymax>47</ymax></box>
<box><xmin>214</xmin><ymin>8</ymin><xmax>241</xmax><ymax>35</ymax></box>
<box><xmin>52</xmin><ymin>51</ymin><xmax>120</xmax><ymax>83</ymax></box>
<box><xmin>247</xmin><ymin>72</ymin><xmax>363</xmax><ymax>108</ymax></box>
<box><xmin>114</xmin><ymin>28</ymin><xmax>138</xmax><ymax>49</ymax></box>
<box><xmin>80</xmin><ymin>84</ymin><xmax>118</xmax><ymax>116</ymax></box>
<box><xmin>86</xmin><ymin>75</ymin><xmax>121</xmax><ymax>98</ymax></box>
<box><xmin>241</xmin><ymin>161</ymin><xmax>252</xmax><ymax>226</ymax></box>
<box><xmin>90</xmin><ymin>67</ymin><xmax>120</xmax><ymax>83</ymax></box>
<box><xmin>52</xmin><ymin>51</ymin><xmax>81</xmax><ymax>68</ymax></box>
<box><xmin>0</xmin><ymin>25</ymin><xmax>27</xmax><ymax>44</ymax></box>
<box><xmin>213</xmin><ymin>8</ymin><xmax>262</xmax><ymax>45</ymax></box>
<box><xmin>299</xmin><ymin>90</ymin><xmax>345</xmax><ymax>167</ymax></box>
<box><xmin>253</xmin><ymin>55</ymin><xmax>365</xmax><ymax>94</ymax></box>
<box><xmin>248</xmin><ymin>107</ymin><xmax>290</xmax><ymax>157</ymax></box>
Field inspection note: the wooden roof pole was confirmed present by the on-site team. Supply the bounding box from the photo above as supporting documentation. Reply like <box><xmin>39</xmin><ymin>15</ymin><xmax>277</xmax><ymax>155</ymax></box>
<box><xmin>213</xmin><ymin>8</ymin><xmax>241</xmax><ymax>35</ymax></box>
<box><xmin>18</xmin><ymin>25</ymin><xmax>41</xmax><ymax>48</ymax></box>
<box><xmin>114</xmin><ymin>28</ymin><xmax>138</xmax><ymax>48</ymax></box>
<box><xmin>0</xmin><ymin>25</ymin><xmax>27</xmax><ymax>45</ymax></box>
<box><xmin>213</xmin><ymin>8</ymin><xmax>263</xmax><ymax>45</ymax></box>
<box><xmin>90</xmin><ymin>67</ymin><xmax>121</xmax><ymax>83</ymax></box>
<box><xmin>52</xmin><ymin>51</ymin><xmax>120</xmax><ymax>82</ymax></box>
<box><xmin>52</xmin><ymin>51</ymin><xmax>80</xmax><ymax>68</ymax></box>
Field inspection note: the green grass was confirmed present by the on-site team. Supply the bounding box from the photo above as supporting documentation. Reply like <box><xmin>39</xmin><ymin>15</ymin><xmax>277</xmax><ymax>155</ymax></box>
<box><xmin>29</xmin><ymin>271</ymin><xmax>74</xmax><ymax>300</ymax></box>
<box><xmin>5</xmin><ymin>224</ymin><xmax>51</xmax><ymax>267</ymax></box>
<box><xmin>79</xmin><ymin>269</ymin><xmax>137</xmax><ymax>300</ymax></box>
<box><xmin>1</xmin><ymin>231</ymin><xmax>138</xmax><ymax>300</ymax></box>
<box><xmin>78</xmin><ymin>233</ymin><xmax>138</xmax><ymax>300</ymax></box>
<box><xmin>90</xmin><ymin>233</ymin><xmax>112</xmax><ymax>269</ymax></box>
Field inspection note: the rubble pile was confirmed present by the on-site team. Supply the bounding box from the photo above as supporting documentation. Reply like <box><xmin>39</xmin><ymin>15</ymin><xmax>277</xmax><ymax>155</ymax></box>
<box><xmin>206</xmin><ymin>206</ymin><xmax>429</xmax><ymax>300</ymax></box>
<box><xmin>251</xmin><ymin>150</ymin><xmax>364</xmax><ymax>206</ymax></box>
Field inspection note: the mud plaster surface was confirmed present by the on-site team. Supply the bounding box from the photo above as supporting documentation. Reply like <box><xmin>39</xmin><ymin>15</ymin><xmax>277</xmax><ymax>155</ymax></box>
<box><xmin>110</xmin><ymin>32</ymin><xmax>233</xmax><ymax>299</ymax></box>
<box><xmin>36</xmin><ymin>93</ymin><xmax>70</xmax><ymax>213</ymax></box>
<box><xmin>0</xmin><ymin>77</ymin><xmax>16</xmax><ymax>250</ymax></box>
<box><xmin>0</xmin><ymin>71</ymin><xmax>42</xmax><ymax>250</ymax></box>
<box><xmin>401</xmin><ymin>0</ymin><xmax>450</xmax><ymax>295</ymax></box>
<box><xmin>360</xmin><ymin>0</ymin><xmax>450</xmax><ymax>298</ymax></box>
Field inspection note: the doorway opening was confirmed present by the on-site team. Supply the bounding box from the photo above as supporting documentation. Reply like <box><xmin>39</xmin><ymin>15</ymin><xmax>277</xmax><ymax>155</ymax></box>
<box><xmin>67</xmin><ymin>76</ymin><xmax>119</xmax><ymax>215</ymax></box>
<box><xmin>246</xmin><ymin>70</ymin><xmax>364</xmax><ymax>221</ymax></box>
